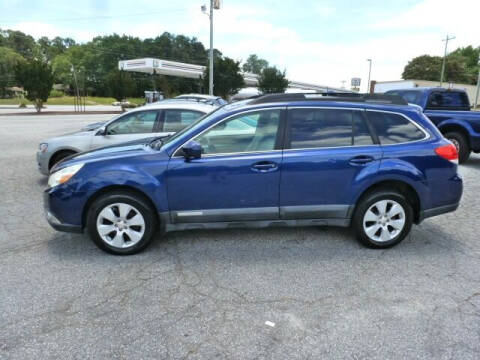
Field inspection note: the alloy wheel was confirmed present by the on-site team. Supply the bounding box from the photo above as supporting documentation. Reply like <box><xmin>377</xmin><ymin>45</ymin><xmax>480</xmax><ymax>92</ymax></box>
<box><xmin>363</xmin><ymin>199</ymin><xmax>406</xmax><ymax>242</ymax></box>
<box><xmin>96</xmin><ymin>203</ymin><xmax>146</xmax><ymax>249</ymax></box>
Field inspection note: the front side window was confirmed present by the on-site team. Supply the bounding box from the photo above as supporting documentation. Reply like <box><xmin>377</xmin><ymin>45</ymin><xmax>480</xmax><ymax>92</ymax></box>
<box><xmin>163</xmin><ymin>110</ymin><xmax>204</xmax><ymax>132</ymax></box>
<box><xmin>288</xmin><ymin>108</ymin><xmax>373</xmax><ymax>149</ymax></box>
<box><xmin>367</xmin><ymin>111</ymin><xmax>425</xmax><ymax>144</ymax></box>
<box><xmin>194</xmin><ymin>109</ymin><xmax>281</xmax><ymax>155</ymax></box>
<box><xmin>107</xmin><ymin>110</ymin><xmax>158</xmax><ymax>135</ymax></box>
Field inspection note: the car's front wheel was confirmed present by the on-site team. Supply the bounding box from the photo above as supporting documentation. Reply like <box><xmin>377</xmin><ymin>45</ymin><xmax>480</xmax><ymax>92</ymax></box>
<box><xmin>87</xmin><ymin>191</ymin><xmax>158</xmax><ymax>255</ymax></box>
<box><xmin>353</xmin><ymin>190</ymin><xmax>413</xmax><ymax>248</ymax></box>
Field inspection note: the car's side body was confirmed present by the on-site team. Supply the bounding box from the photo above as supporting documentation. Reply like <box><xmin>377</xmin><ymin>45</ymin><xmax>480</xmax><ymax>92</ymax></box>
<box><xmin>44</xmin><ymin>99</ymin><xmax>462</xmax><ymax>239</ymax></box>
<box><xmin>385</xmin><ymin>88</ymin><xmax>480</xmax><ymax>157</ymax></box>
<box><xmin>36</xmin><ymin>102</ymin><xmax>216</xmax><ymax>175</ymax></box>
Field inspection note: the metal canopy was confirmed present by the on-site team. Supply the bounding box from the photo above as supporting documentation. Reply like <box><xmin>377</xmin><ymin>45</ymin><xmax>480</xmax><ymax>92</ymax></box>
<box><xmin>118</xmin><ymin>58</ymin><xmax>350</xmax><ymax>92</ymax></box>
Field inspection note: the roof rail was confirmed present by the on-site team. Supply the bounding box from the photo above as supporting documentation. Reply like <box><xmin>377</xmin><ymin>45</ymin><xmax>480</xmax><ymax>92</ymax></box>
<box><xmin>248</xmin><ymin>92</ymin><xmax>408</xmax><ymax>106</ymax></box>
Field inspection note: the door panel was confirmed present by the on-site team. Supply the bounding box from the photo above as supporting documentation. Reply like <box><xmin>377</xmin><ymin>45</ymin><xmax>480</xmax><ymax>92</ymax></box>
<box><xmin>166</xmin><ymin>108</ymin><xmax>285</xmax><ymax>223</ymax></box>
<box><xmin>279</xmin><ymin>146</ymin><xmax>382</xmax><ymax>219</ymax></box>
<box><xmin>280</xmin><ymin>107</ymin><xmax>382</xmax><ymax>219</ymax></box>
<box><xmin>167</xmin><ymin>152</ymin><xmax>282</xmax><ymax>223</ymax></box>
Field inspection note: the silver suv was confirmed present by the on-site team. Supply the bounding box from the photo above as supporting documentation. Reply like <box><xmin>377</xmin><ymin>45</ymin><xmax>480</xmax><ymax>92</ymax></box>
<box><xmin>37</xmin><ymin>102</ymin><xmax>216</xmax><ymax>175</ymax></box>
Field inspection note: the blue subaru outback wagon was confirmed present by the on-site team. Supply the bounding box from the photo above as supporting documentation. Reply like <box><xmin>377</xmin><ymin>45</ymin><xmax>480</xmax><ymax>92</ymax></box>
<box><xmin>44</xmin><ymin>93</ymin><xmax>463</xmax><ymax>255</ymax></box>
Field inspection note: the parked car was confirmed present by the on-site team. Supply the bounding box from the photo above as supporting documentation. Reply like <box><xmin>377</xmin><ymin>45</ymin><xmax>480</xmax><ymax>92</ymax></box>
<box><xmin>37</xmin><ymin>102</ymin><xmax>216</xmax><ymax>175</ymax></box>
<box><xmin>44</xmin><ymin>93</ymin><xmax>462</xmax><ymax>255</ymax></box>
<box><xmin>385</xmin><ymin>87</ymin><xmax>480</xmax><ymax>163</ymax></box>
<box><xmin>175</xmin><ymin>94</ymin><xmax>228</xmax><ymax>106</ymax></box>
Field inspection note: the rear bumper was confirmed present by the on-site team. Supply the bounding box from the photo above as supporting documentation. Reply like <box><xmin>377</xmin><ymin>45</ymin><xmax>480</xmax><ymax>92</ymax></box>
<box><xmin>418</xmin><ymin>202</ymin><xmax>460</xmax><ymax>223</ymax></box>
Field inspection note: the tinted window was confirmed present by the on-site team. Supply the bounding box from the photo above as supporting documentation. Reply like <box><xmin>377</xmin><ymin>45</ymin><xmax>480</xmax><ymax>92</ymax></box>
<box><xmin>163</xmin><ymin>110</ymin><xmax>204</xmax><ymax>132</ymax></box>
<box><xmin>353</xmin><ymin>113</ymin><xmax>374</xmax><ymax>145</ymax></box>
<box><xmin>289</xmin><ymin>109</ymin><xmax>373</xmax><ymax>149</ymax></box>
<box><xmin>368</xmin><ymin>111</ymin><xmax>425</xmax><ymax>144</ymax></box>
<box><xmin>427</xmin><ymin>91</ymin><xmax>469</xmax><ymax>109</ymax></box>
<box><xmin>195</xmin><ymin>109</ymin><xmax>281</xmax><ymax>154</ymax></box>
<box><xmin>107</xmin><ymin>111</ymin><xmax>158</xmax><ymax>135</ymax></box>
<box><xmin>386</xmin><ymin>90</ymin><xmax>423</xmax><ymax>106</ymax></box>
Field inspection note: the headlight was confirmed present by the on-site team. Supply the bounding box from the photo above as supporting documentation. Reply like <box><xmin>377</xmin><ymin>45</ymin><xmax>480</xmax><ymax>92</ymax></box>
<box><xmin>48</xmin><ymin>163</ymin><xmax>84</xmax><ymax>188</ymax></box>
<box><xmin>39</xmin><ymin>143</ymin><xmax>48</xmax><ymax>153</ymax></box>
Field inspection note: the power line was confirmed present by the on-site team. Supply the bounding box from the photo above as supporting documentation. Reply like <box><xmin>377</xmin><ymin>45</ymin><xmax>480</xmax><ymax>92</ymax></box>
<box><xmin>0</xmin><ymin>9</ymin><xmax>185</xmax><ymax>23</ymax></box>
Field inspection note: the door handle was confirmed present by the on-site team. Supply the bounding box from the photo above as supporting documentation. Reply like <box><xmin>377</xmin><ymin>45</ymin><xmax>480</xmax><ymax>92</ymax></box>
<box><xmin>251</xmin><ymin>161</ymin><xmax>278</xmax><ymax>172</ymax></box>
<box><xmin>349</xmin><ymin>155</ymin><xmax>375</xmax><ymax>165</ymax></box>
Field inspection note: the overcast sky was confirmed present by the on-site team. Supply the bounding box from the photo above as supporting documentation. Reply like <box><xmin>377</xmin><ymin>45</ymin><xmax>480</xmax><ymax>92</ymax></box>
<box><xmin>2</xmin><ymin>0</ymin><xmax>479</xmax><ymax>91</ymax></box>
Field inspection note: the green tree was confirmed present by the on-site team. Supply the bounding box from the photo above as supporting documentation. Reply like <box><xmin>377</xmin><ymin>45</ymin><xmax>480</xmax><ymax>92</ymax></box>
<box><xmin>106</xmin><ymin>69</ymin><xmax>136</xmax><ymax>101</ymax></box>
<box><xmin>402</xmin><ymin>52</ymin><xmax>476</xmax><ymax>84</ymax></box>
<box><xmin>203</xmin><ymin>56</ymin><xmax>244</xmax><ymax>99</ymax></box>
<box><xmin>258</xmin><ymin>66</ymin><xmax>289</xmax><ymax>94</ymax></box>
<box><xmin>402</xmin><ymin>55</ymin><xmax>442</xmax><ymax>81</ymax></box>
<box><xmin>15</xmin><ymin>59</ymin><xmax>54</xmax><ymax>112</ymax></box>
<box><xmin>0</xmin><ymin>46</ymin><xmax>25</xmax><ymax>97</ymax></box>
<box><xmin>0</xmin><ymin>29</ymin><xmax>37</xmax><ymax>59</ymax></box>
<box><xmin>242</xmin><ymin>54</ymin><xmax>269</xmax><ymax>74</ymax></box>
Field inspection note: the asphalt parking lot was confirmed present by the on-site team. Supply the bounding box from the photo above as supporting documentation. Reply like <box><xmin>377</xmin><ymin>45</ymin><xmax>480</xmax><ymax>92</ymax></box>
<box><xmin>1</xmin><ymin>114</ymin><xmax>480</xmax><ymax>359</ymax></box>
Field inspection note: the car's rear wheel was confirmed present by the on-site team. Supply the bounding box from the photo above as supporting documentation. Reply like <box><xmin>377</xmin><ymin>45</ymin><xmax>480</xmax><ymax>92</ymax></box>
<box><xmin>49</xmin><ymin>150</ymin><xmax>76</xmax><ymax>170</ymax></box>
<box><xmin>353</xmin><ymin>190</ymin><xmax>413</xmax><ymax>248</ymax></box>
<box><xmin>87</xmin><ymin>191</ymin><xmax>157</xmax><ymax>255</ymax></box>
<box><xmin>444</xmin><ymin>131</ymin><xmax>470</xmax><ymax>163</ymax></box>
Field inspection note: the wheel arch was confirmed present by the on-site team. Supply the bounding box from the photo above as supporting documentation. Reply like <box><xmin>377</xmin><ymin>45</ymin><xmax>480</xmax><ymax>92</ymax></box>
<box><xmin>438</xmin><ymin>122</ymin><xmax>471</xmax><ymax>146</ymax></box>
<box><xmin>351</xmin><ymin>180</ymin><xmax>421</xmax><ymax>224</ymax></box>
<box><xmin>48</xmin><ymin>148</ymin><xmax>79</xmax><ymax>169</ymax></box>
<box><xmin>81</xmin><ymin>185</ymin><xmax>160</xmax><ymax>229</ymax></box>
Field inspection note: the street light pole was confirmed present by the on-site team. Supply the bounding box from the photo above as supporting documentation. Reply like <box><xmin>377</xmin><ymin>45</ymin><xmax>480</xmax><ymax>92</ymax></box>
<box><xmin>367</xmin><ymin>59</ymin><xmax>372</xmax><ymax>93</ymax></box>
<box><xmin>474</xmin><ymin>59</ymin><xmax>480</xmax><ymax>110</ymax></box>
<box><xmin>440</xmin><ymin>34</ymin><xmax>455</xmax><ymax>87</ymax></box>
<box><xmin>209</xmin><ymin>0</ymin><xmax>214</xmax><ymax>95</ymax></box>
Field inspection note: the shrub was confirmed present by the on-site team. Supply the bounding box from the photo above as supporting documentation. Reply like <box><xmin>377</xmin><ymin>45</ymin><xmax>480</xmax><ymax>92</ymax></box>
<box><xmin>49</xmin><ymin>89</ymin><xmax>64</xmax><ymax>97</ymax></box>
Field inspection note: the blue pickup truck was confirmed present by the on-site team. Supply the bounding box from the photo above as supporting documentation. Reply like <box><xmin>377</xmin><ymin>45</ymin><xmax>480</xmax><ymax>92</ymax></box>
<box><xmin>385</xmin><ymin>88</ymin><xmax>480</xmax><ymax>163</ymax></box>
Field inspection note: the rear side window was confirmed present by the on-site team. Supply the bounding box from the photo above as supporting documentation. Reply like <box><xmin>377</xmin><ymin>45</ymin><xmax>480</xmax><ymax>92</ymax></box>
<box><xmin>163</xmin><ymin>110</ymin><xmax>204</xmax><ymax>132</ymax></box>
<box><xmin>386</xmin><ymin>90</ymin><xmax>423</xmax><ymax>106</ymax></box>
<box><xmin>427</xmin><ymin>91</ymin><xmax>469</xmax><ymax>110</ymax></box>
<box><xmin>288</xmin><ymin>109</ymin><xmax>374</xmax><ymax>149</ymax></box>
<box><xmin>367</xmin><ymin>111</ymin><xmax>425</xmax><ymax>144</ymax></box>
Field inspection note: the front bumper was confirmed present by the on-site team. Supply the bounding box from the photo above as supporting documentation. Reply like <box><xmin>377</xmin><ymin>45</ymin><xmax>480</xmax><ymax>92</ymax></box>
<box><xmin>43</xmin><ymin>189</ymin><xmax>83</xmax><ymax>233</ymax></box>
<box><xmin>36</xmin><ymin>151</ymin><xmax>50</xmax><ymax>175</ymax></box>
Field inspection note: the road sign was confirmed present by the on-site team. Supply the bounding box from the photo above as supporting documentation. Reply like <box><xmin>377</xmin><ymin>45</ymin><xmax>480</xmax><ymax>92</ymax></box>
<box><xmin>351</xmin><ymin>78</ymin><xmax>361</xmax><ymax>87</ymax></box>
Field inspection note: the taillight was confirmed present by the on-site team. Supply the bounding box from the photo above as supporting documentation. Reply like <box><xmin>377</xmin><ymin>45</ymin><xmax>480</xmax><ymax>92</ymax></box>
<box><xmin>435</xmin><ymin>144</ymin><xmax>458</xmax><ymax>161</ymax></box>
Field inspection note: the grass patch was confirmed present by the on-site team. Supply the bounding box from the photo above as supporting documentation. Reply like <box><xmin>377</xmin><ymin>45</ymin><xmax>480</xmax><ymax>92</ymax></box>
<box><xmin>0</xmin><ymin>96</ymin><xmax>145</xmax><ymax>106</ymax></box>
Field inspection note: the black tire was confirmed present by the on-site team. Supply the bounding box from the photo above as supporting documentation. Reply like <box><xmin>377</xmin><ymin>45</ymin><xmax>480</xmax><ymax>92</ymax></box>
<box><xmin>49</xmin><ymin>150</ymin><xmax>76</xmax><ymax>170</ymax></box>
<box><xmin>353</xmin><ymin>189</ymin><xmax>413</xmax><ymax>249</ymax></box>
<box><xmin>444</xmin><ymin>131</ymin><xmax>470</xmax><ymax>164</ymax></box>
<box><xmin>86</xmin><ymin>191</ymin><xmax>158</xmax><ymax>255</ymax></box>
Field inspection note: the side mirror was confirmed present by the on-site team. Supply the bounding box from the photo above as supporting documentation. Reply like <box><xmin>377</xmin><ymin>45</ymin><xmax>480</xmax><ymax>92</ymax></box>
<box><xmin>182</xmin><ymin>141</ymin><xmax>202</xmax><ymax>161</ymax></box>
<box><xmin>96</xmin><ymin>127</ymin><xmax>106</xmax><ymax>136</ymax></box>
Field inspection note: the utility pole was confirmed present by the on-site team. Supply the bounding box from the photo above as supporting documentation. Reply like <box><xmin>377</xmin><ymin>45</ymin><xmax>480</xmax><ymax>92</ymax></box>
<box><xmin>209</xmin><ymin>0</ymin><xmax>214</xmax><ymax>95</ymax></box>
<box><xmin>440</xmin><ymin>34</ymin><xmax>455</xmax><ymax>87</ymax></box>
<box><xmin>202</xmin><ymin>1</ymin><xmax>219</xmax><ymax>95</ymax></box>
<box><xmin>474</xmin><ymin>58</ymin><xmax>480</xmax><ymax>110</ymax></box>
<box><xmin>367</xmin><ymin>59</ymin><xmax>372</xmax><ymax>93</ymax></box>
